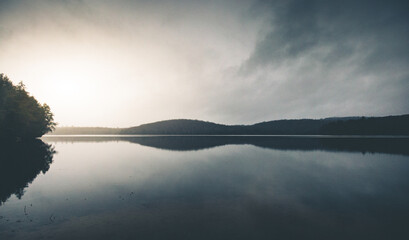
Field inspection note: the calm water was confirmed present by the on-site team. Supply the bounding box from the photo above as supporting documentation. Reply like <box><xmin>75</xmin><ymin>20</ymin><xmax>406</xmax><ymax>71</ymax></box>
<box><xmin>1</xmin><ymin>136</ymin><xmax>409</xmax><ymax>240</ymax></box>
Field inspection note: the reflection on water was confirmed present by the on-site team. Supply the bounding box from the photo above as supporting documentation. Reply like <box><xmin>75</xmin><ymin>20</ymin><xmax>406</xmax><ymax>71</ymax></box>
<box><xmin>44</xmin><ymin>135</ymin><xmax>409</xmax><ymax>155</ymax></box>
<box><xmin>0</xmin><ymin>136</ymin><xmax>408</xmax><ymax>240</ymax></box>
<box><xmin>0</xmin><ymin>140</ymin><xmax>55</xmax><ymax>205</ymax></box>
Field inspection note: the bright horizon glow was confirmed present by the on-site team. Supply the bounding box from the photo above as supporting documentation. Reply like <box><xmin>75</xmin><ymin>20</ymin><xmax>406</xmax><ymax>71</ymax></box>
<box><xmin>1</xmin><ymin>0</ymin><xmax>408</xmax><ymax>127</ymax></box>
<box><xmin>0</xmin><ymin>1</ymin><xmax>259</xmax><ymax>127</ymax></box>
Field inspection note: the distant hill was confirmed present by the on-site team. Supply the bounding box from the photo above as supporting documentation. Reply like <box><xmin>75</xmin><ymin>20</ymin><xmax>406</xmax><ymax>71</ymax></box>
<box><xmin>321</xmin><ymin>115</ymin><xmax>409</xmax><ymax>135</ymax></box>
<box><xmin>121</xmin><ymin>119</ymin><xmax>243</xmax><ymax>135</ymax></box>
<box><xmin>49</xmin><ymin>114</ymin><xmax>409</xmax><ymax>135</ymax></box>
<box><xmin>50</xmin><ymin>127</ymin><xmax>121</xmax><ymax>135</ymax></box>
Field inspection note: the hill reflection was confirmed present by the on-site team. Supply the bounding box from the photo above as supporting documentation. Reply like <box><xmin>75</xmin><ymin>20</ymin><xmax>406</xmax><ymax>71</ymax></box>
<box><xmin>0</xmin><ymin>140</ymin><xmax>55</xmax><ymax>205</ymax></box>
<box><xmin>43</xmin><ymin>136</ymin><xmax>409</xmax><ymax>156</ymax></box>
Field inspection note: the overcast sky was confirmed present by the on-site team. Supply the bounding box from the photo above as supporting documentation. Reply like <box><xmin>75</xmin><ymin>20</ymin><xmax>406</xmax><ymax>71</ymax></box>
<box><xmin>0</xmin><ymin>0</ymin><xmax>408</xmax><ymax>127</ymax></box>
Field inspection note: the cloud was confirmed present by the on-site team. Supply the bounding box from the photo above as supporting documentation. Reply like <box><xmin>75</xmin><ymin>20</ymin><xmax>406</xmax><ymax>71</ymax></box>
<box><xmin>244</xmin><ymin>0</ymin><xmax>409</xmax><ymax>69</ymax></box>
<box><xmin>0</xmin><ymin>0</ymin><xmax>408</xmax><ymax>126</ymax></box>
<box><xmin>211</xmin><ymin>0</ymin><xmax>409</xmax><ymax>123</ymax></box>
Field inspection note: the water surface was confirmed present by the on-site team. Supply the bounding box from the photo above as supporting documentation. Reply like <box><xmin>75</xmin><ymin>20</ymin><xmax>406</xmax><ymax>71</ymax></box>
<box><xmin>1</xmin><ymin>136</ymin><xmax>409</xmax><ymax>239</ymax></box>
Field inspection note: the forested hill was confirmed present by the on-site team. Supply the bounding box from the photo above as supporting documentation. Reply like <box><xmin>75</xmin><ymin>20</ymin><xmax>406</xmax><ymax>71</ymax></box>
<box><xmin>122</xmin><ymin>119</ymin><xmax>243</xmax><ymax>135</ymax></box>
<box><xmin>49</xmin><ymin>114</ymin><xmax>409</xmax><ymax>135</ymax></box>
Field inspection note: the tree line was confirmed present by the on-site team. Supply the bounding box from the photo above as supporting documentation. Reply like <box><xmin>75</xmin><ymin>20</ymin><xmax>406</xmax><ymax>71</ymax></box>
<box><xmin>51</xmin><ymin>116</ymin><xmax>409</xmax><ymax>136</ymax></box>
<box><xmin>0</xmin><ymin>74</ymin><xmax>56</xmax><ymax>140</ymax></box>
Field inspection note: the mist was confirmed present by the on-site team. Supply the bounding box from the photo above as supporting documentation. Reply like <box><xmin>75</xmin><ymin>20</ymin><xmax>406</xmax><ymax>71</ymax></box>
<box><xmin>1</xmin><ymin>0</ymin><xmax>408</xmax><ymax>127</ymax></box>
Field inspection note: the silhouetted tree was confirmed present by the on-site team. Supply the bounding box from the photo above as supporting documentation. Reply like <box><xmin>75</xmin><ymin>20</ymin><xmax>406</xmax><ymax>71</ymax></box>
<box><xmin>0</xmin><ymin>74</ymin><xmax>56</xmax><ymax>140</ymax></box>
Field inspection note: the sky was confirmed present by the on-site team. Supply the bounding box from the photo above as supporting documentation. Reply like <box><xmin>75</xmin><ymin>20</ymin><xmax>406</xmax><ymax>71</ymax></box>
<box><xmin>0</xmin><ymin>0</ymin><xmax>408</xmax><ymax>127</ymax></box>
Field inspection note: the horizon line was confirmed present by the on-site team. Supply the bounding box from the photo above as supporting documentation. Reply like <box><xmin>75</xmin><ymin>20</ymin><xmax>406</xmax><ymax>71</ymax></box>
<box><xmin>54</xmin><ymin>113</ymin><xmax>409</xmax><ymax>129</ymax></box>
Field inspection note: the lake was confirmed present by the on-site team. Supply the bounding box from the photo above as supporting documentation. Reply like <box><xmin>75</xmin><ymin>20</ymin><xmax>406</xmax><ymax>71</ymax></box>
<box><xmin>1</xmin><ymin>136</ymin><xmax>409</xmax><ymax>240</ymax></box>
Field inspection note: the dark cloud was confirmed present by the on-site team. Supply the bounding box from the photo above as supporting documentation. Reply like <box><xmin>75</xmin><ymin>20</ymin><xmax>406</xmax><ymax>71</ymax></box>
<box><xmin>244</xmin><ymin>0</ymin><xmax>409</xmax><ymax>71</ymax></box>
<box><xmin>214</xmin><ymin>0</ymin><xmax>409</xmax><ymax>122</ymax></box>
<box><xmin>0</xmin><ymin>0</ymin><xmax>13</xmax><ymax>8</ymax></box>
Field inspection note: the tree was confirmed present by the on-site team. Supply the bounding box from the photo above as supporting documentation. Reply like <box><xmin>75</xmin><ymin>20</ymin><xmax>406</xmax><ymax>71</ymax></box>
<box><xmin>0</xmin><ymin>73</ymin><xmax>56</xmax><ymax>140</ymax></box>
